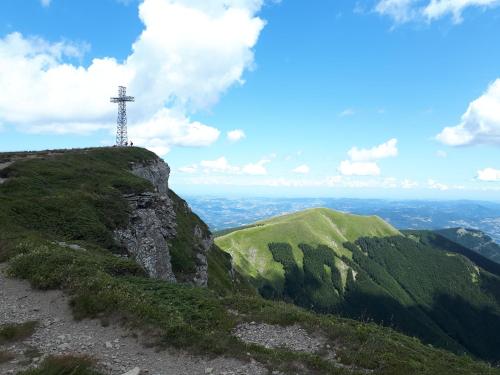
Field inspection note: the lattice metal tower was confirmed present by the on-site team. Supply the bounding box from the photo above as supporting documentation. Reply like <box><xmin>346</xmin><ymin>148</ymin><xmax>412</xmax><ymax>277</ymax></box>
<box><xmin>111</xmin><ymin>86</ymin><xmax>135</xmax><ymax>146</ymax></box>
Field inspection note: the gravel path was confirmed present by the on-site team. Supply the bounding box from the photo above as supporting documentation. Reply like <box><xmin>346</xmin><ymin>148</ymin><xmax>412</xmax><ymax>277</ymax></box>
<box><xmin>0</xmin><ymin>264</ymin><xmax>268</xmax><ymax>375</ymax></box>
<box><xmin>233</xmin><ymin>322</ymin><xmax>328</xmax><ymax>353</ymax></box>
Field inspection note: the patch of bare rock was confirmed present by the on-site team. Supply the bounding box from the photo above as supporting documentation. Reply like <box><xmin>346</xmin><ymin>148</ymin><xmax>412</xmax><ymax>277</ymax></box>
<box><xmin>233</xmin><ymin>322</ymin><xmax>373</xmax><ymax>374</ymax></box>
<box><xmin>233</xmin><ymin>322</ymin><xmax>327</xmax><ymax>353</ymax></box>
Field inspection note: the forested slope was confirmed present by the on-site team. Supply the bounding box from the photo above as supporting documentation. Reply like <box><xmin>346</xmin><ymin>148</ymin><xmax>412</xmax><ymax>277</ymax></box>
<box><xmin>216</xmin><ymin>209</ymin><xmax>500</xmax><ymax>362</ymax></box>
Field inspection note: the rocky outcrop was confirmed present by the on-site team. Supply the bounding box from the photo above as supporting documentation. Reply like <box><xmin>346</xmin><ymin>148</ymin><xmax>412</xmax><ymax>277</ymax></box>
<box><xmin>113</xmin><ymin>157</ymin><xmax>212</xmax><ymax>286</ymax></box>
<box><xmin>131</xmin><ymin>159</ymin><xmax>170</xmax><ymax>195</ymax></box>
<box><xmin>114</xmin><ymin>192</ymin><xmax>177</xmax><ymax>282</ymax></box>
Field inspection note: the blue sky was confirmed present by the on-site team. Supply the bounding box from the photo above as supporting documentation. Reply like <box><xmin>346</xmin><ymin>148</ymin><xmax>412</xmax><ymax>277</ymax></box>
<box><xmin>0</xmin><ymin>0</ymin><xmax>499</xmax><ymax>199</ymax></box>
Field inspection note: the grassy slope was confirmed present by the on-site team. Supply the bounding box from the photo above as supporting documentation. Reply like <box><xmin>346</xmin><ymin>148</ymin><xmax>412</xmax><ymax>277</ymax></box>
<box><xmin>5</xmin><ymin>239</ymin><xmax>500</xmax><ymax>375</ymax></box>
<box><xmin>216</xmin><ymin>208</ymin><xmax>399</xmax><ymax>290</ymax></box>
<box><xmin>0</xmin><ymin>148</ymin><xmax>498</xmax><ymax>374</ymax></box>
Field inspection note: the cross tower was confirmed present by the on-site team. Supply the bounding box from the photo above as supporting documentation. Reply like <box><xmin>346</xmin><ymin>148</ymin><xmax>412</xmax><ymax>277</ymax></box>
<box><xmin>111</xmin><ymin>86</ymin><xmax>135</xmax><ymax>146</ymax></box>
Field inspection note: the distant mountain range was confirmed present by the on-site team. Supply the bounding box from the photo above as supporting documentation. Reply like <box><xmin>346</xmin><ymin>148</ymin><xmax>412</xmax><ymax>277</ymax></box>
<box><xmin>215</xmin><ymin>208</ymin><xmax>500</xmax><ymax>362</ymax></box>
<box><xmin>186</xmin><ymin>196</ymin><xmax>500</xmax><ymax>243</ymax></box>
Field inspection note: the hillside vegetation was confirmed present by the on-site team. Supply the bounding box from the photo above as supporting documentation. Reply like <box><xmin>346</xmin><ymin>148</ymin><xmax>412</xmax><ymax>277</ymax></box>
<box><xmin>216</xmin><ymin>208</ymin><xmax>500</xmax><ymax>362</ymax></box>
<box><xmin>436</xmin><ymin>227</ymin><xmax>500</xmax><ymax>264</ymax></box>
<box><xmin>216</xmin><ymin>208</ymin><xmax>399</xmax><ymax>292</ymax></box>
<box><xmin>0</xmin><ymin>148</ymin><xmax>499</xmax><ymax>374</ymax></box>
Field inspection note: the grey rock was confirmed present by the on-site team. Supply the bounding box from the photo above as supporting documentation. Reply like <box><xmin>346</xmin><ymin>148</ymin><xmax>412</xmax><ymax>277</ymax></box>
<box><xmin>122</xmin><ymin>367</ymin><xmax>141</xmax><ymax>375</ymax></box>
<box><xmin>113</xmin><ymin>157</ymin><xmax>213</xmax><ymax>286</ymax></box>
<box><xmin>131</xmin><ymin>159</ymin><xmax>170</xmax><ymax>195</ymax></box>
<box><xmin>114</xmin><ymin>193</ymin><xmax>177</xmax><ymax>282</ymax></box>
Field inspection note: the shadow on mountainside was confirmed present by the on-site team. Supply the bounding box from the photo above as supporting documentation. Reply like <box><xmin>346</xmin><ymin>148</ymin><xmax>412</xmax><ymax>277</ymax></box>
<box><xmin>338</xmin><ymin>290</ymin><xmax>500</xmax><ymax>364</ymax></box>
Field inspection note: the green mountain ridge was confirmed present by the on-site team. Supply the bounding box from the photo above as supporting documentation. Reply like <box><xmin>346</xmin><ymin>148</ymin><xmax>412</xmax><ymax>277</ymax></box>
<box><xmin>216</xmin><ymin>208</ymin><xmax>500</xmax><ymax>362</ymax></box>
<box><xmin>1</xmin><ymin>147</ymin><xmax>499</xmax><ymax>374</ymax></box>
<box><xmin>216</xmin><ymin>207</ymin><xmax>399</xmax><ymax>291</ymax></box>
<box><xmin>436</xmin><ymin>227</ymin><xmax>500</xmax><ymax>264</ymax></box>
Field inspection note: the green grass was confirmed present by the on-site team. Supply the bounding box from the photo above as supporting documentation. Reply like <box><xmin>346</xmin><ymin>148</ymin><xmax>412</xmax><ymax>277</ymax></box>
<box><xmin>17</xmin><ymin>355</ymin><xmax>103</xmax><ymax>375</ymax></box>
<box><xmin>436</xmin><ymin>228</ymin><xmax>500</xmax><ymax>265</ymax></box>
<box><xmin>5</xmin><ymin>238</ymin><xmax>499</xmax><ymax>375</ymax></box>
<box><xmin>0</xmin><ymin>147</ymin><xmax>156</xmax><ymax>251</ymax></box>
<box><xmin>215</xmin><ymin>208</ymin><xmax>500</xmax><ymax>363</ymax></box>
<box><xmin>0</xmin><ymin>321</ymin><xmax>38</xmax><ymax>344</ymax></box>
<box><xmin>1</xmin><ymin>147</ymin><xmax>499</xmax><ymax>374</ymax></box>
<box><xmin>215</xmin><ymin>208</ymin><xmax>399</xmax><ymax>293</ymax></box>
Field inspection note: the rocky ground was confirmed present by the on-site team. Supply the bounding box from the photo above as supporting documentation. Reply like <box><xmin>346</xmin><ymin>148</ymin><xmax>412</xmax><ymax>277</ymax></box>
<box><xmin>233</xmin><ymin>322</ymin><xmax>328</xmax><ymax>353</ymax></box>
<box><xmin>0</xmin><ymin>264</ymin><xmax>269</xmax><ymax>375</ymax></box>
<box><xmin>0</xmin><ymin>261</ymin><xmax>371</xmax><ymax>375</ymax></box>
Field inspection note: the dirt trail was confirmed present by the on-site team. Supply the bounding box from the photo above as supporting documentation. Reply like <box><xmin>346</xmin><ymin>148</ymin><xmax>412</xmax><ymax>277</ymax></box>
<box><xmin>0</xmin><ymin>264</ymin><xmax>268</xmax><ymax>375</ymax></box>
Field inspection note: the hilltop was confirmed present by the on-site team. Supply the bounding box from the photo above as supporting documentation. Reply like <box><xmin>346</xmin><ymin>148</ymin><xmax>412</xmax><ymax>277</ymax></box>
<box><xmin>216</xmin><ymin>208</ymin><xmax>399</xmax><ymax>292</ymax></box>
<box><xmin>216</xmin><ymin>208</ymin><xmax>500</xmax><ymax>362</ymax></box>
<box><xmin>0</xmin><ymin>147</ymin><xmax>499</xmax><ymax>375</ymax></box>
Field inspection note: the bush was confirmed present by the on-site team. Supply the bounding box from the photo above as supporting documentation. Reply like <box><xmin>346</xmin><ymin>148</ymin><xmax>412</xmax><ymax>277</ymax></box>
<box><xmin>0</xmin><ymin>321</ymin><xmax>37</xmax><ymax>344</ymax></box>
<box><xmin>18</xmin><ymin>355</ymin><xmax>102</xmax><ymax>375</ymax></box>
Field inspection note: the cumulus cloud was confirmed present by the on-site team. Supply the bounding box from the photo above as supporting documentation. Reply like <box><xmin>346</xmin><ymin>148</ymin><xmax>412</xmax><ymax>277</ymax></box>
<box><xmin>0</xmin><ymin>0</ymin><xmax>266</xmax><ymax>155</ymax></box>
<box><xmin>375</xmin><ymin>0</ymin><xmax>500</xmax><ymax>23</ymax></box>
<box><xmin>184</xmin><ymin>175</ymin><xmax>424</xmax><ymax>190</ymax></box>
<box><xmin>292</xmin><ymin>164</ymin><xmax>310</xmax><ymax>174</ymax></box>
<box><xmin>128</xmin><ymin>108</ymin><xmax>220</xmax><ymax>155</ymax></box>
<box><xmin>401</xmin><ymin>179</ymin><xmax>419</xmax><ymax>189</ymax></box>
<box><xmin>338</xmin><ymin>160</ymin><xmax>381</xmax><ymax>176</ymax></box>
<box><xmin>227</xmin><ymin>129</ymin><xmax>246</xmax><ymax>142</ymax></box>
<box><xmin>348</xmin><ymin>138</ymin><xmax>398</xmax><ymax>162</ymax></box>
<box><xmin>477</xmin><ymin>168</ymin><xmax>500</xmax><ymax>182</ymax></box>
<box><xmin>427</xmin><ymin>179</ymin><xmax>449</xmax><ymax>190</ymax></box>
<box><xmin>338</xmin><ymin>138</ymin><xmax>398</xmax><ymax>176</ymax></box>
<box><xmin>179</xmin><ymin>156</ymin><xmax>270</xmax><ymax>175</ymax></box>
<box><xmin>436</xmin><ymin>79</ymin><xmax>500</xmax><ymax>146</ymax></box>
<box><xmin>200</xmin><ymin>157</ymin><xmax>240</xmax><ymax>173</ymax></box>
<box><xmin>242</xmin><ymin>159</ymin><xmax>270</xmax><ymax>175</ymax></box>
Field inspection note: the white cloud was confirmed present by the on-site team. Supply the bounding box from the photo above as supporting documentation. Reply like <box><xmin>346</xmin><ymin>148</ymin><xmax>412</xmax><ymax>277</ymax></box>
<box><xmin>424</xmin><ymin>0</ymin><xmax>500</xmax><ymax>22</ymax></box>
<box><xmin>337</xmin><ymin>138</ymin><xmax>398</xmax><ymax>176</ymax></box>
<box><xmin>292</xmin><ymin>164</ymin><xmax>310</xmax><ymax>174</ymax></box>
<box><xmin>427</xmin><ymin>179</ymin><xmax>449</xmax><ymax>190</ymax></box>
<box><xmin>339</xmin><ymin>108</ymin><xmax>355</xmax><ymax>117</ymax></box>
<box><xmin>376</xmin><ymin>0</ymin><xmax>418</xmax><ymax>23</ymax></box>
<box><xmin>348</xmin><ymin>138</ymin><xmax>398</xmax><ymax>162</ymax></box>
<box><xmin>184</xmin><ymin>175</ymin><xmax>424</xmax><ymax>190</ymax></box>
<box><xmin>128</xmin><ymin>108</ymin><xmax>220</xmax><ymax>155</ymax></box>
<box><xmin>242</xmin><ymin>159</ymin><xmax>270</xmax><ymax>175</ymax></box>
<box><xmin>401</xmin><ymin>179</ymin><xmax>419</xmax><ymax>189</ymax></box>
<box><xmin>0</xmin><ymin>0</ymin><xmax>266</xmax><ymax>155</ymax></box>
<box><xmin>41</xmin><ymin>0</ymin><xmax>51</xmax><ymax>7</ymax></box>
<box><xmin>227</xmin><ymin>129</ymin><xmax>246</xmax><ymax>142</ymax></box>
<box><xmin>200</xmin><ymin>157</ymin><xmax>240</xmax><ymax>174</ymax></box>
<box><xmin>436</xmin><ymin>79</ymin><xmax>500</xmax><ymax>146</ymax></box>
<box><xmin>375</xmin><ymin>0</ymin><xmax>500</xmax><ymax>23</ymax></box>
<box><xmin>182</xmin><ymin>156</ymin><xmax>270</xmax><ymax>175</ymax></box>
<box><xmin>477</xmin><ymin>168</ymin><xmax>500</xmax><ymax>182</ymax></box>
<box><xmin>338</xmin><ymin>160</ymin><xmax>381</xmax><ymax>176</ymax></box>
<box><xmin>436</xmin><ymin>150</ymin><xmax>448</xmax><ymax>158</ymax></box>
